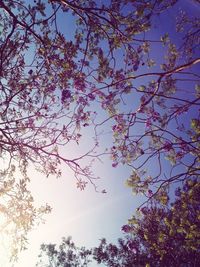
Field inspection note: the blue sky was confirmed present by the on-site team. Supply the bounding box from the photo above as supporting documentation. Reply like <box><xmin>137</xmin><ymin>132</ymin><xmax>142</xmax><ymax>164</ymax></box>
<box><xmin>12</xmin><ymin>162</ymin><xmax>143</xmax><ymax>267</ymax></box>
<box><xmin>0</xmin><ymin>0</ymin><xmax>199</xmax><ymax>266</ymax></box>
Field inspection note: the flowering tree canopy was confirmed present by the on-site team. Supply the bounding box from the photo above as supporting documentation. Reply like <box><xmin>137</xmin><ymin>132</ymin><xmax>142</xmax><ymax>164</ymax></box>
<box><xmin>0</xmin><ymin>0</ymin><xmax>200</xmax><ymax>260</ymax></box>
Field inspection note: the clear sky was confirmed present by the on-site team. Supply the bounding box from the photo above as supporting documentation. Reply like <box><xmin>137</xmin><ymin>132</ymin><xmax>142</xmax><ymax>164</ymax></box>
<box><xmin>0</xmin><ymin>1</ymin><xmax>199</xmax><ymax>266</ymax></box>
<box><xmin>12</xmin><ymin>160</ymin><xmax>142</xmax><ymax>267</ymax></box>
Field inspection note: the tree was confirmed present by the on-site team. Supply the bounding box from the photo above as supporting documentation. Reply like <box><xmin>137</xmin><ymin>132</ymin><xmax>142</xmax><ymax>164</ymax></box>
<box><xmin>37</xmin><ymin>179</ymin><xmax>200</xmax><ymax>266</ymax></box>
<box><xmin>0</xmin><ymin>178</ymin><xmax>51</xmax><ymax>261</ymax></box>
<box><xmin>125</xmin><ymin>178</ymin><xmax>200</xmax><ymax>266</ymax></box>
<box><xmin>0</xmin><ymin>0</ymin><xmax>199</xmax><ymax>260</ymax></box>
<box><xmin>36</xmin><ymin>236</ymin><xmax>92</xmax><ymax>267</ymax></box>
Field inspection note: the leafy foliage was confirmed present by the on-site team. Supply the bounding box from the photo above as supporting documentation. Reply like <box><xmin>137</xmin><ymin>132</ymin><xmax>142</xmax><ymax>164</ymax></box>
<box><xmin>37</xmin><ymin>179</ymin><xmax>200</xmax><ymax>266</ymax></box>
<box><xmin>0</xmin><ymin>175</ymin><xmax>51</xmax><ymax>261</ymax></box>
<box><xmin>126</xmin><ymin>178</ymin><xmax>200</xmax><ymax>266</ymax></box>
<box><xmin>36</xmin><ymin>237</ymin><xmax>92</xmax><ymax>267</ymax></box>
<box><xmin>93</xmin><ymin>179</ymin><xmax>200</xmax><ymax>266</ymax></box>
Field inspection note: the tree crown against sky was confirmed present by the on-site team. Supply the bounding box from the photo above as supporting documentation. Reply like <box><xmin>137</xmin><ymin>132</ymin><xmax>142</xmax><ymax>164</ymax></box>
<box><xmin>95</xmin><ymin>179</ymin><xmax>200</xmax><ymax>267</ymax></box>
<box><xmin>36</xmin><ymin>178</ymin><xmax>200</xmax><ymax>267</ymax></box>
<box><xmin>0</xmin><ymin>0</ymin><xmax>200</xmax><ymax>261</ymax></box>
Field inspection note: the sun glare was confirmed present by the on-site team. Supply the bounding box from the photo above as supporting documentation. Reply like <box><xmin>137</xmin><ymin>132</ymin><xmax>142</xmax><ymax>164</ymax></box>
<box><xmin>0</xmin><ymin>159</ymin><xmax>25</xmax><ymax>267</ymax></box>
<box><xmin>0</xmin><ymin>216</ymin><xmax>13</xmax><ymax>267</ymax></box>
